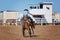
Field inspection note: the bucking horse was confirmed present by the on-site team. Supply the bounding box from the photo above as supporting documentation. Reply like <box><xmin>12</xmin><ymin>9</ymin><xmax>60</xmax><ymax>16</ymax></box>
<box><xmin>21</xmin><ymin>16</ymin><xmax>35</xmax><ymax>37</ymax></box>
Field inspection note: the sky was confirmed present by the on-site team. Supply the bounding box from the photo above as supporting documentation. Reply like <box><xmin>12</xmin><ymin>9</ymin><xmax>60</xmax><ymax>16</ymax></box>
<box><xmin>0</xmin><ymin>0</ymin><xmax>60</xmax><ymax>12</ymax></box>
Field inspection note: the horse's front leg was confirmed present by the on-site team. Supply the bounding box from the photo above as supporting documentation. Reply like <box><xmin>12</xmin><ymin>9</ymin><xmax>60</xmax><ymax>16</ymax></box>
<box><xmin>22</xmin><ymin>27</ymin><xmax>25</xmax><ymax>37</ymax></box>
<box><xmin>28</xmin><ymin>28</ymin><xmax>32</xmax><ymax>37</ymax></box>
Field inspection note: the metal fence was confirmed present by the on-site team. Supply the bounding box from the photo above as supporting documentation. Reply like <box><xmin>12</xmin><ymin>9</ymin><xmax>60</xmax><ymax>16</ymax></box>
<box><xmin>52</xmin><ymin>18</ymin><xmax>60</xmax><ymax>25</ymax></box>
<box><xmin>34</xmin><ymin>18</ymin><xmax>47</xmax><ymax>25</ymax></box>
<box><xmin>35</xmin><ymin>18</ymin><xmax>60</xmax><ymax>25</ymax></box>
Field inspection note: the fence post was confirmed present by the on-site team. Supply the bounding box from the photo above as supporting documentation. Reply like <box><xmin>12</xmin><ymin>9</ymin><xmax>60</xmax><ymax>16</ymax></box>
<box><xmin>15</xmin><ymin>19</ymin><xmax>17</xmax><ymax>26</ymax></box>
<box><xmin>41</xmin><ymin>18</ymin><xmax>43</xmax><ymax>26</ymax></box>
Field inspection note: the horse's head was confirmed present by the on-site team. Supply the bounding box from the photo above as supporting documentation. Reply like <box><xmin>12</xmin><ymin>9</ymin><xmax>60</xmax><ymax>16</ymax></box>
<box><xmin>23</xmin><ymin>17</ymin><xmax>28</xmax><ymax>21</ymax></box>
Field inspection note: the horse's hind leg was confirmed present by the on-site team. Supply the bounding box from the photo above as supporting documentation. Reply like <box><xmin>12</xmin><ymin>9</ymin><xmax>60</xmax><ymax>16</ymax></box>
<box><xmin>31</xmin><ymin>26</ymin><xmax>34</xmax><ymax>34</ymax></box>
<box><xmin>32</xmin><ymin>28</ymin><xmax>34</xmax><ymax>34</ymax></box>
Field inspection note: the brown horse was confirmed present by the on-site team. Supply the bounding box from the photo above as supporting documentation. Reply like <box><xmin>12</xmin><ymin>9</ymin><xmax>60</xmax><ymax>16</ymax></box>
<box><xmin>22</xmin><ymin>17</ymin><xmax>32</xmax><ymax>37</ymax></box>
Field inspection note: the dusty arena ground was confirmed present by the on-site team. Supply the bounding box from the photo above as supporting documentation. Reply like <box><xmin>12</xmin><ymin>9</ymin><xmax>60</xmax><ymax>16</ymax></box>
<box><xmin>0</xmin><ymin>24</ymin><xmax>60</xmax><ymax>40</ymax></box>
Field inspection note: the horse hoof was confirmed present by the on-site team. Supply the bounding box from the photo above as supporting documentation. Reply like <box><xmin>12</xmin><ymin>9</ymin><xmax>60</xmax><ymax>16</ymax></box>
<box><xmin>30</xmin><ymin>35</ymin><xmax>32</xmax><ymax>37</ymax></box>
<box><xmin>23</xmin><ymin>36</ymin><xmax>25</xmax><ymax>37</ymax></box>
<box><xmin>23</xmin><ymin>35</ymin><xmax>25</xmax><ymax>37</ymax></box>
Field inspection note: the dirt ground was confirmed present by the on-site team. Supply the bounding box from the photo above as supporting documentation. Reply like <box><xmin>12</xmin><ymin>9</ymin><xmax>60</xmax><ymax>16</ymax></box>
<box><xmin>0</xmin><ymin>24</ymin><xmax>60</xmax><ymax>40</ymax></box>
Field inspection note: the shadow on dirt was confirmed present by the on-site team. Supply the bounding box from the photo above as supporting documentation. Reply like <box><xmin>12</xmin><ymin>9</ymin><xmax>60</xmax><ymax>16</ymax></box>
<box><xmin>23</xmin><ymin>34</ymin><xmax>39</xmax><ymax>38</ymax></box>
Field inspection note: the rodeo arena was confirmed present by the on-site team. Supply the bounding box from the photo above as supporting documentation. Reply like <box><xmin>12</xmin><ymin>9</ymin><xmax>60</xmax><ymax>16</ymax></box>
<box><xmin>0</xmin><ymin>2</ymin><xmax>60</xmax><ymax>40</ymax></box>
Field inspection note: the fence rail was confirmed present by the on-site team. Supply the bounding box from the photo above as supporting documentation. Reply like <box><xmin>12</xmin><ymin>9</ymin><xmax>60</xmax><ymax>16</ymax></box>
<box><xmin>0</xmin><ymin>18</ymin><xmax>60</xmax><ymax>25</ymax></box>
